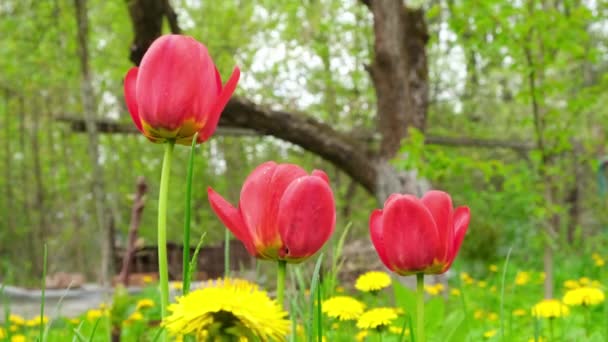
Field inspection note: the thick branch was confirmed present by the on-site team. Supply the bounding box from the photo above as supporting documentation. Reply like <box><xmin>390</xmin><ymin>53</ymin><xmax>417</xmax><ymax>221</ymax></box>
<box><xmin>221</xmin><ymin>98</ymin><xmax>377</xmax><ymax>193</ymax></box>
<box><xmin>58</xmin><ymin>97</ymin><xmax>534</xmax><ymax>198</ymax></box>
<box><xmin>126</xmin><ymin>0</ymin><xmax>181</xmax><ymax>65</ymax></box>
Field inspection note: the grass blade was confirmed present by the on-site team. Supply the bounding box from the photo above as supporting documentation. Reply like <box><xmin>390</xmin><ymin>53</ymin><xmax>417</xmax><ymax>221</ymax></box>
<box><xmin>71</xmin><ymin>321</ymin><xmax>87</xmax><ymax>342</ymax></box>
<box><xmin>87</xmin><ymin>318</ymin><xmax>101</xmax><ymax>342</ymax></box>
<box><xmin>499</xmin><ymin>247</ymin><xmax>513</xmax><ymax>342</ymax></box>
<box><xmin>187</xmin><ymin>233</ymin><xmax>207</xmax><ymax>286</ymax></box>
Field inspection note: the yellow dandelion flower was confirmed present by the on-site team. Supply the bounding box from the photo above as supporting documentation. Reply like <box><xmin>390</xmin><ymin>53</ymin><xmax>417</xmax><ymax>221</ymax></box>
<box><xmin>563</xmin><ymin>287</ymin><xmax>605</xmax><ymax>306</ymax></box>
<box><xmin>487</xmin><ymin>312</ymin><xmax>499</xmax><ymax>321</ymax></box>
<box><xmin>26</xmin><ymin>315</ymin><xmax>49</xmax><ymax>327</ymax></box>
<box><xmin>512</xmin><ymin>309</ymin><xmax>527</xmax><ymax>317</ymax></box>
<box><xmin>531</xmin><ymin>299</ymin><xmax>570</xmax><ymax>319</ymax></box>
<box><xmin>477</xmin><ymin>281</ymin><xmax>488</xmax><ymax>288</ymax></box>
<box><xmin>86</xmin><ymin>309</ymin><xmax>105</xmax><ymax>321</ymax></box>
<box><xmin>450</xmin><ymin>289</ymin><xmax>461</xmax><ymax>296</ymax></box>
<box><xmin>356</xmin><ymin>330</ymin><xmax>369</xmax><ymax>342</ymax></box>
<box><xmin>355</xmin><ymin>271</ymin><xmax>392</xmax><ymax>292</ymax></box>
<box><xmin>591</xmin><ymin>280</ymin><xmax>602</xmax><ymax>288</ymax></box>
<box><xmin>125</xmin><ymin>311</ymin><xmax>144</xmax><ymax>324</ymax></box>
<box><xmin>170</xmin><ymin>282</ymin><xmax>183</xmax><ymax>290</ymax></box>
<box><xmin>489</xmin><ymin>264</ymin><xmax>498</xmax><ymax>272</ymax></box>
<box><xmin>592</xmin><ymin>252</ymin><xmax>602</xmax><ymax>260</ymax></box>
<box><xmin>579</xmin><ymin>277</ymin><xmax>591</xmax><ymax>285</ymax></box>
<box><xmin>515</xmin><ymin>271</ymin><xmax>530</xmax><ymax>286</ymax></box>
<box><xmin>9</xmin><ymin>326</ymin><xmax>17</xmax><ymax>332</ymax></box>
<box><xmin>9</xmin><ymin>314</ymin><xmax>25</xmax><ymax>326</ymax></box>
<box><xmin>0</xmin><ymin>328</ymin><xmax>5</xmax><ymax>339</ymax></box>
<box><xmin>136</xmin><ymin>298</ymin><xmax>155</xmax><ymax>310</ymax></box>
<box><xmin>10</xmin><ymin>335</ymin><xmax>26</xmax><ymax>342</ymax></box>
<box><xmin>69</xmin><ymin>318</ymin><xmax>81</xmax><ymax>325</ymax></box>
<box><xmin>388</xmin><ymin>325</ymin><xmax>410</xmax><ymax>335</ymax></box>
<box><xmin>322</xmin><ymin>296</ymin><xmax>366</xmax><ymax>321</ymax></box>
<box><xmin>356</xmin><ymin>308</ymin><xmax>399</xmax><ymax>330</ymax></box>
<box><xmin>142</xmin><ymin>275</ymin><xmax>154</xmax><ymax>284</ymax></box>
<box><xmin>460</xmin><ymin>272</ymin><xmax>474</xmax><ymax>285</ymax></box>
<box><xmin>563</xmin><ymin>280</ymin><xmax>579</xmax><ymax>289</ymax></box>
<box><xmin>336</xmin><ymin>286</ymin><xmax>345</xmax><ymax>293</ymax></box>
<box><xmin>474</xmin><ymin>309</ymin><xmax>485</xmax><ymax>320</ymax></box>
<box><xmin>527</xmin><ymin>338</ymin><xmax>546</xmax><ymax>342</ymax></box>
<box><xmin>483</xmin><ymin>329</ymin><xmax>497</xmax><ymax>338</ymax></box>
<box><xmin>424</xmin><ymin>284</ymin><xmax>443</xmax><ymax>296</ymax></box>
<box><xmin>592</xmin><ymin>253</ymin><xmax>605</xmax><ymax>267</ymax></box>
<box><xmin>163</xmin><ymin>278</ymin><xmax>289</xmax><ymax>341</ymax></box>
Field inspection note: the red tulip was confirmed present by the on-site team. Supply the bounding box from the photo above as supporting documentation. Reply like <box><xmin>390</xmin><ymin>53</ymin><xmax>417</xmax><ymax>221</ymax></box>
<box><xmin>208</xmin><ymin>161</ymin><xmax>336</xmax><ymax>263</ymax></box>
<box><xmin>369</xmin><ymin>191</ymin><xmax>470</xmax><ymax>275</ymax></box>
<box><xmin>124</xmin><ymin>34</ymin><xmax>240</xmax><ymax>145</ymax></box>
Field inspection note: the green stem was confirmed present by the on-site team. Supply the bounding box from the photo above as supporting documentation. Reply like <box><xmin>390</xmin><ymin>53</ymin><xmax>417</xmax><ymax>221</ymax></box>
<box><xmin>182</xmin><ymin>134</ymin><xmax>197</xmax><ymax>295</ymax></box>
<box><xmin>158</xmin><ymin>141</ymin><xmax>175</xmax><ymax>322</ymax></box>
<box><xmin>277</xmin><ymin>260</ymin><xmax>287</xmax><ymax>307</ymax></box>
<box><xmin>416</xmin><ymin>273</ymin><xmax>425</xmax><ymax>342</ymax></box>
<box><xmin>549</xmin><ymin>318</ymin><xmax>554</xmax><ymax>342</ymax></box>
<box><xmin>224</xmin><ymin>229</ymin><xmax>230</xmax><ymax>277</ymax></box>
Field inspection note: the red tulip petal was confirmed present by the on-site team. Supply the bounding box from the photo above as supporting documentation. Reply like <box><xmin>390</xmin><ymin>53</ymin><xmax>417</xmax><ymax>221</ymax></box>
<box><xmin>311</xmin><ymin>169</ymin><xmax>330</xmax><ymax>184</ymax></box>
<box><xmin>239</xmin><ymin>162</ymin><xmax>308</xmax><ymax>250</ymax></box>
<box><xmin>278</xmin><ymin>176</ymin><xmax>335</xmax><ymax>261</ymax></box>
<box><xmin>384</xmin><ymin>193</ymin><xmax>402</xmax><ymax>208</ymax></box>
<box><xmin>421</xmin><ymin>190</ymin><xmax>453</xmax><ymax>262</ymax></box>
<box><xmin>124</xmin><ymin>67</ymin><xmax>143</xmax><ymax>133</ymax></box>
<box><xmin>198</xmin><ymin>66</ymin><xmax>240</xmax><ymax>142</ymax></box>
<box><xmin>207</xmin><ymin>187</ymin><xmax>256</xmax><ymax>256</ymax></box>
<box><xmin>382</xmin><ymin>195</ymin><xmax>440</xmax><ymax>274</ymax></box>
<box><xmin>369</xmin><ymin>209</ymin><xmax>393</xmax><ymax>271</ymax></box>
<box><xmin>445</xmin><ymin>206</ymin><xmax>470</xmax><ymax>269</ymax></box>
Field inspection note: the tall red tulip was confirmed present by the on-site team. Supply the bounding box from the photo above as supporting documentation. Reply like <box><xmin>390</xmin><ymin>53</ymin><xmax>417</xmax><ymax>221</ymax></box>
<box><xmin>208</xmin><ymin>161</ymin><xmax>336</xmax><ymax>263</ymax></box>
<box><xmin>370</xmin><ymin>191</ymin><xmax>470</xmax><ymax>275</ymax></box>
<box><xmin>124</xmin><ymin>34</ymin><xmax>240</xmax><ymax>145</ymax></box>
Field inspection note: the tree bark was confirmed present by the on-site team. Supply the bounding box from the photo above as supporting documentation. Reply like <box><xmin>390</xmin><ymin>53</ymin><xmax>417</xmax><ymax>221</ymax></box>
<box><xmin>74</xmin><ymin>0</ymin><xmax>112</xmax><ymax>285</ymax></box>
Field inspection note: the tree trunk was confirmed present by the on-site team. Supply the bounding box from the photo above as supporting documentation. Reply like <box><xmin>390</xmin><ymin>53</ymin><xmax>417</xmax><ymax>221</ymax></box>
<box><xmin>3</xmin><ymin>91</ymin><xmax>14</xmax><ymax>246</ymax></box>
<box><xmin>74</xmin><ymin>0</ymin><xmax>111</xmax><ymax>285</ymax></box>
<box><xmin>31</xmin><ymin>99</ymin><xmax>47</xmax><ymax>267</ymax></box>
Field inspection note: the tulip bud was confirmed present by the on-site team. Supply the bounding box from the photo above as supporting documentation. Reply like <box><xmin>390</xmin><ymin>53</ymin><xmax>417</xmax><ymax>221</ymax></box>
<box><xmin>124</xmin><ymin>34</ymin><xmax>240</xmax><ymax>145</ymax></box>
<box><xmin>208</xmin><ymin>161</ymin><xmax>336</xmax><ymax>263</ymax></box>
<box><xmin>370</xmin><ymin>191</ymin><xmax>470</xmax><ymax>275</ymax></box>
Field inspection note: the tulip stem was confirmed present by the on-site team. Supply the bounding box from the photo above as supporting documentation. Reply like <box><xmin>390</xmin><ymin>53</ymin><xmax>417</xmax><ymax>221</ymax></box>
<box><xmin>416</xmin><ymin>273</ymin><xmax>425</xmax><ymax>342</ymax></box>
<box><xmin>158</xmin><ymin>141</ymin><xmax>175</xmax><ymax>325</ymax></box>
<box><xmin>277</xmin><ymin>260</ymin><xmax>287</xmax><ymax>307</ymax></box>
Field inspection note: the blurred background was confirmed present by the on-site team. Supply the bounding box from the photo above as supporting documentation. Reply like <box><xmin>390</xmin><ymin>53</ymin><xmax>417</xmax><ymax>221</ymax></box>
<box><xmin>0</xmin><ymin>0</ymin><xmax>607</xmax><ymax>293</ymax></box>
